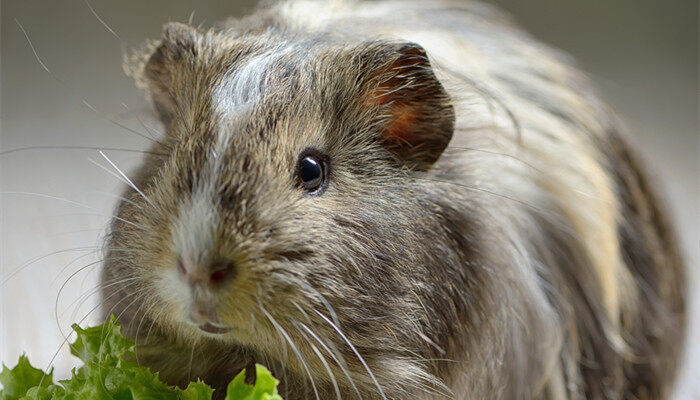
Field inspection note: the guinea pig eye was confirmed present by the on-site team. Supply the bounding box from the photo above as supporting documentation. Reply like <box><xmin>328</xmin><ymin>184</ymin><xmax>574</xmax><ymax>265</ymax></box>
<box><xmin>297</xmin><ymin>151</ymin><xmax>327</xmax><ymax>194</ymax></box>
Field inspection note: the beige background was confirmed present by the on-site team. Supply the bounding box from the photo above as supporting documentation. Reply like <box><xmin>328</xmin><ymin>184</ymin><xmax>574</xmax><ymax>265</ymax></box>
<box><xmin>1</xmin><ymin>0</ymin><xmax>697</xmax><ymax>398</ymax></box>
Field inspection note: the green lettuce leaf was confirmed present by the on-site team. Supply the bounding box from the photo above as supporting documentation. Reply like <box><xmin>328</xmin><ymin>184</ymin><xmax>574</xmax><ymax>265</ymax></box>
<box><xmin>0</xmin><ymin>317</ymin><xmax>283</xmax><ymax>400</ymax></box>
<box><xmin>0</xmin><ymin>355</ymin><xmax>53</xmax><ymax>400</ymax></box>
<box><xmin>225</xmin><ymin>365</ymin><xmax>283</xmax><ymax>400</ymax></box>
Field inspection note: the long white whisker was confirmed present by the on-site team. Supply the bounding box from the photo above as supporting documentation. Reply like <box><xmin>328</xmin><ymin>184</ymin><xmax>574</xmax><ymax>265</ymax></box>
<box><xmin>131</xmin><ymin>298</ymin><xmax>155</xmax><ymax>364</ymax></box>
<box><xmin>294</xmin><ymin>279</ymin><xmax>342</xmax><ymax>328</ymax></box>
<box><xmin>314</xmin><ymin>309</ymin><xmax>388</xmax><ymax>400</ymax></box>
<box><xmin>290</xmin><ymin>300</ymin><xmax>362</xmax><ymax>398</ymax></box>
<box><xmin>258</xmin><ymin>298</ymin><xmax>320</xmax><ymax>400</ymax></box>
<box><xmin>99</xmin><ymin>151</ymin><xmax>157</xmax><ymax>209</ymax></box>
<box><xmin>58</xmin><ymin>251</ymin><xmax>140</xmax><ymax>323</ymax></box>
<box><xmin>47</xmin><ymin>228</ymin><xmax>105</xmax><ymax>238</ymax></box>
<box><xmin>14</xmin><ymin>19</ymin><xmax>51</xmax><ymax>73</ymax></box>
<box><xmin>52</xmin><ymin>246</ymin><xmax>141</xmax><ymax>290</ymax></box>
<box><xmin>297</xmin><ymin>319</ymin><xmax>362</xmax><ymax>399</ymax></box>
<box><xmin>1</xmin><ymin>191</ymin><xmax>148</xmax><ymax>230</ymax></box>
<box><xmin>81</xmin><ymin>98</ymin><xmax>162</xmax><ymax>145</ymax></box>
<box><xmin>4</xmin><ymin>190</ymin><xmax>105</xmax><ymax>214</ymax></box>
<box><xmin>15</xmin><ymin>19</ymin><xmax>158</xmax><ymax>148</ymax></box>
<box><xmin>82</xmin><ymin>281</ymin><xmax>145</xmax><ymax>326</ymax></box>
<box><xmin>187</xmin><ymin>342</ymin><xmax>196</xmax><ymax>382</ymax></box>
<box><xmin>65</xmin><ymin>277</ymin><xmax>140</xmax><ymax>321</ymax></box>
<box><xmin>137</xmin><ymin>117</ymin><xmax>165</xmax><ymax>142</ymax></box>
<box><xmin>144</xmin><ymin>300</ymin><xmax>169</xmax><ymax>347</ymax></box>
<box><xmin>83</xmin><ymin>0</ymin><xmax>121</xmax><ymax>40</ymax></box>
<box><xmin>132</xmin><ymin>293</ymin><xmax>164</xmax><ymax>364</ymax></box>
<box><xmin>89</xmin><ymin>190</ymin><xmax>143</xmax><ymax>209</ymax></box>
<box><xmin>88</xmin><ymin>158</ymin><xmax>138</xmax><ymax>189</ymax></box>
<box><xmin>1</xmin><ymin>246</ymin><xmax>99</xmax><ymax>286</ymax></box>
<box><xmin>292</xmin><ymin>319</ymin><xmax>342</xmax><ymax>400</ymax></box>
<box><xmin>55</xmin><ymin>259</ymin><xmax>104</xmax><ymax>339</ymax></box>
<box><xmin>119</xmin><ymin>102</ymin><xmax>167</xmax><ymax>142</ymax></box>
<box><xmin>0</xmin><ymin>145</ymin><xmax>165</xmax><ymax>157</ymax></box>
<box><xmin>40</xmin><ymin>282</ymin><xmax>142</xmax><ymax>388</ymax></box>
<box><xmin>50</xmin><ymin>250</ymin><xmax>103</xmax><ymax>287</ymax></box>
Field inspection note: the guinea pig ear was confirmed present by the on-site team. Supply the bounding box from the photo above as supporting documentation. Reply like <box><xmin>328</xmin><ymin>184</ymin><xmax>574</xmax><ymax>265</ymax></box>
<box><xmin>362</xmin><ymin>42</ymin><xmax>455</xmax><ymax>169</ymax></box>
<box><xmin>144</xmin><ymin>22</ymin><xmax>201</xmax><ymax>124</ymax></box>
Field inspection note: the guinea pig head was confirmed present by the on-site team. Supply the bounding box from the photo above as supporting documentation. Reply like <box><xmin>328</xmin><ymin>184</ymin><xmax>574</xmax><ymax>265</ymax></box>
<box><xmin>103</xmin><ymin>22</ymin><xmax>466</xmax><ymax>397</ymax></box>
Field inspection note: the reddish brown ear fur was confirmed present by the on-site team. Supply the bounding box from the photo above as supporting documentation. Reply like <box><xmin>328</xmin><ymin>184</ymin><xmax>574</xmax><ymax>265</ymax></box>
<box><xmin>364</xmin><ymin>43</ymin><xmax>455</xmax><ymax>169</ymax></box>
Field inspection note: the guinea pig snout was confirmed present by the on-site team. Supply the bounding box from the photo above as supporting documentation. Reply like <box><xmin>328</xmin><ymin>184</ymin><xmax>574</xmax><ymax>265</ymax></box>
<box><xmin>177</xmin><ymin>256</ymin><xmax>237</xmax><ymax>287</ymax></box>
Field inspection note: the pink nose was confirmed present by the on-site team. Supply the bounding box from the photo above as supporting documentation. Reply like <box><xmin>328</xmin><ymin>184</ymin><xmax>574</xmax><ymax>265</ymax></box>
<box><xmin>178</xmin><ymin>257</ymin><xmax>237</xmax><ymax>285</ymax></box>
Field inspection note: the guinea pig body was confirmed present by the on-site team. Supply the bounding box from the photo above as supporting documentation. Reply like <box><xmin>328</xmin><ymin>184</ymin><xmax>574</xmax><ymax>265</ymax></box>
<box><xmin>101</xmin><ymin>1</ymin><xmax>686</xmax><ymax>399</ymax></box>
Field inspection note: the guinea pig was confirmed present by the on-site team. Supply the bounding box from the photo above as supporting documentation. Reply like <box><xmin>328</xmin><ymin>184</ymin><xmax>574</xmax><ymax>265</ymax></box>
<box><xmin>101</xmin><ymin>0</ymin><xmax>687</xmax><ymax>399</ymax></box>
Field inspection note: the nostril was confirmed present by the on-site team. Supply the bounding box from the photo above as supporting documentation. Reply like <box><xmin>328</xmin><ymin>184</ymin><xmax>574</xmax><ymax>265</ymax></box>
<box><xmin>209</xmin><ymin>259</ymin><xmax>236</xmax><ymax>284</ymax></box>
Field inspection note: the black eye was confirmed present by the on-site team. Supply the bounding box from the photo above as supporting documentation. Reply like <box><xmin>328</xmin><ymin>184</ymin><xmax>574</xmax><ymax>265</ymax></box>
<box><xmin>297</xmin><ymin>152</ymin><xmax>327</xmax><ymax>194</ymax></box>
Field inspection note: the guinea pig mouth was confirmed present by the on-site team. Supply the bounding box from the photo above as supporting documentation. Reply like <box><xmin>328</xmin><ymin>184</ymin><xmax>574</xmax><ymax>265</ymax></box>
<box><xmin>197</xmin><ymin>322</ymin><xmax>233</xmax><ymax>334</ymax></box>
<box><xmin>188</xmin><ymin>307</ymin><xmax>233</xmax><ymax>334</ymax></box>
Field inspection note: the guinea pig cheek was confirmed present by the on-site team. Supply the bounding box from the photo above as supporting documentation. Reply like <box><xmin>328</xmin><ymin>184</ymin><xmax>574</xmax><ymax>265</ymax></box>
<box><xmin>152</xmin><ymin>262</ymin><xmax>196</xmax><ymax>322</ymax></box>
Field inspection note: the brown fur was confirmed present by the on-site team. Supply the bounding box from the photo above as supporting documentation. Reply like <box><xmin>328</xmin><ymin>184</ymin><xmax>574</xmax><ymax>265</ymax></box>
<box><xmin>102</xmin><ymin>1</ymin><xmax>686</xmax><ymax>399</ymax></box>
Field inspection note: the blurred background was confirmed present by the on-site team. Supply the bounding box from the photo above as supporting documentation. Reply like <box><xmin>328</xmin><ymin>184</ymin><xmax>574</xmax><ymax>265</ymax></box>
<box><xmin>1</xmin><ymin>0</ymin><xmax>697</xmax><ymax>397</ymax></box>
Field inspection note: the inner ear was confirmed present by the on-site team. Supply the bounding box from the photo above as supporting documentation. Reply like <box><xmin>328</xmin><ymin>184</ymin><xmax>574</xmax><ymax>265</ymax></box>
<box><xmin>363</xmin><ymin>42</ymin><xmax>455</xmax><ymax>169</ymax></box>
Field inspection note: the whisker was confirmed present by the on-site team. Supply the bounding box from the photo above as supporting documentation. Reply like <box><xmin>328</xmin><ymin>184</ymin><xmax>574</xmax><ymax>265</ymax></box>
<box><xmin>290</xmin><ymin>299</ymin><xmax>362</xmax><ymax>398</ymax></box>
<box><xmin>314</xmin><ymin>309</ymin><xmax>388</xmax><ymax>400</ymax></box>
<box><xmin>64</xmin><ymin>276</ymin><xmax>140</xmax><ymax>321</ymax></box>
<box><xmin>144</xmin><ymin>302</ymin><xmax>169</xmax><ymax>348</ymax></box>
<box><xmin>412</xmin><ymin>176</ymin><xmax>547</xmax><ymax>214</ymax></box>
<box><xmin>50</xmin><ymin>249</ymin><xmax>112</xmax><ymax>287</ymax></box>
<box><xmin>119</xmin><ymin>102</ymin><xmax>166</xmax><ymax>142</ymax></box>
<box><xmin>81</xmin><ymin>282</ymin><xmax>145</xmax><ymax>327</ymax></box>
<box><xmin>56</xmin><ymin>249</ymin><xmax>143</xmax><ymax>324</ymax></box>
<box><xmin>291</xmin><ymin>319</ymin><xmax>342</xmax><ymax>400</ymax></box>
<box><xmin>84</xmin><ymin>99</ymin><xmax>164</xmax><ymax>146</ymax></box>
<box><xmin>14</xmin><ymin>19</ymin><xmax>51</xmax><ymax>73</ymax></box>
<box><xmin>1</xmin><ymin>191</ymin><xmax>148</xmax><ymax>230</ymax></box>
<box><xmin>89</xmin><ymin>190</ymin><xmax>143</xmax><ymax>209</ymax></box>
<box><xmin>136</xmin><ymin>117</ymin><xmax>165</xmax><ymax>141</ymax></box>
<box><xmin>88</xmin><ymin>158</ymin><xmax>139</xmax><ymax>190</ymax></box>
<box><xmin>40</xmin><ymin>282</ymin><xmax>143</xmax><ymax>388</ymax></box>
<box><xmin>292</xmin><ymin>279</ymin><xmax>341</xmax><ymax>328</ymax></box>
<box><xmin>258</xmin><ymin>295</ymin><xmax>320</xmax><ymax>400</ymax></box>
<box><xmin>114</xmin><ymin>291</ymin><xmax>147</xmax><ymax>323</ymax></box>
<box><xmin>1</xmin><ymin>245</ymin><xmax>99</xmax><ymax>286</ymax></box>
<box><xmin>98</xmin><ymin>151</ymin><xmax>157</xmax><ymax>209</ymax></box>
<box><xmin>133</xmin><ymin>295</ymin><xmax>162</xmax><ymax>363</ymax></box>
<box><xmin>14</xmin><ymin>19</ymin><xmax>162</xmax><ymax>148</ymax></box>
<box><xmin>297</xmin><ymin>319</ymin><xmax>362</xmax><ymax>399</ymax></box>
<box><xmin>129</xmin><ymin>299</ymin><xmax>151</xmax><ymax>364</ymax></box>
<box><xmin>54</xmin><ymin>259</ymin><xmax>104</xmax><ymax>339</ymax></box>
<box><xmin>49</xmin><ymin>253</ymin><xmax>100</xmax><ymax>294</ymax></box>
<box><xmin>438</xmin><ymin>62</ymin><xmax>522</xmax><ymax>142</ymax></box>
<box><xmin>0</xmin><ymin>145</ymin><xmax>166</xmax><ymax>157</ymax></box>
<box><xmin>444</xmin><ymin>145</ymin><xmax>543</xmax><ymax>174</ymax></box>
<box><xmin>4</xmin><ymin>190</ymin><xmax>107</xmax><ymax>213</ymax></box>
<box><xmin>46</xmin><ymin>228</ymin><xmax>106</xmax><ymax>238</ymax></box>
<box><xmin>83</xmin><ymin>0</ymin><xmax>121</xmax><ymax>40</ymax></box>
<box><xmin>187</xmin><ymin>342</ymin><xmax>196</xmax><ymax>383</ymax></box>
